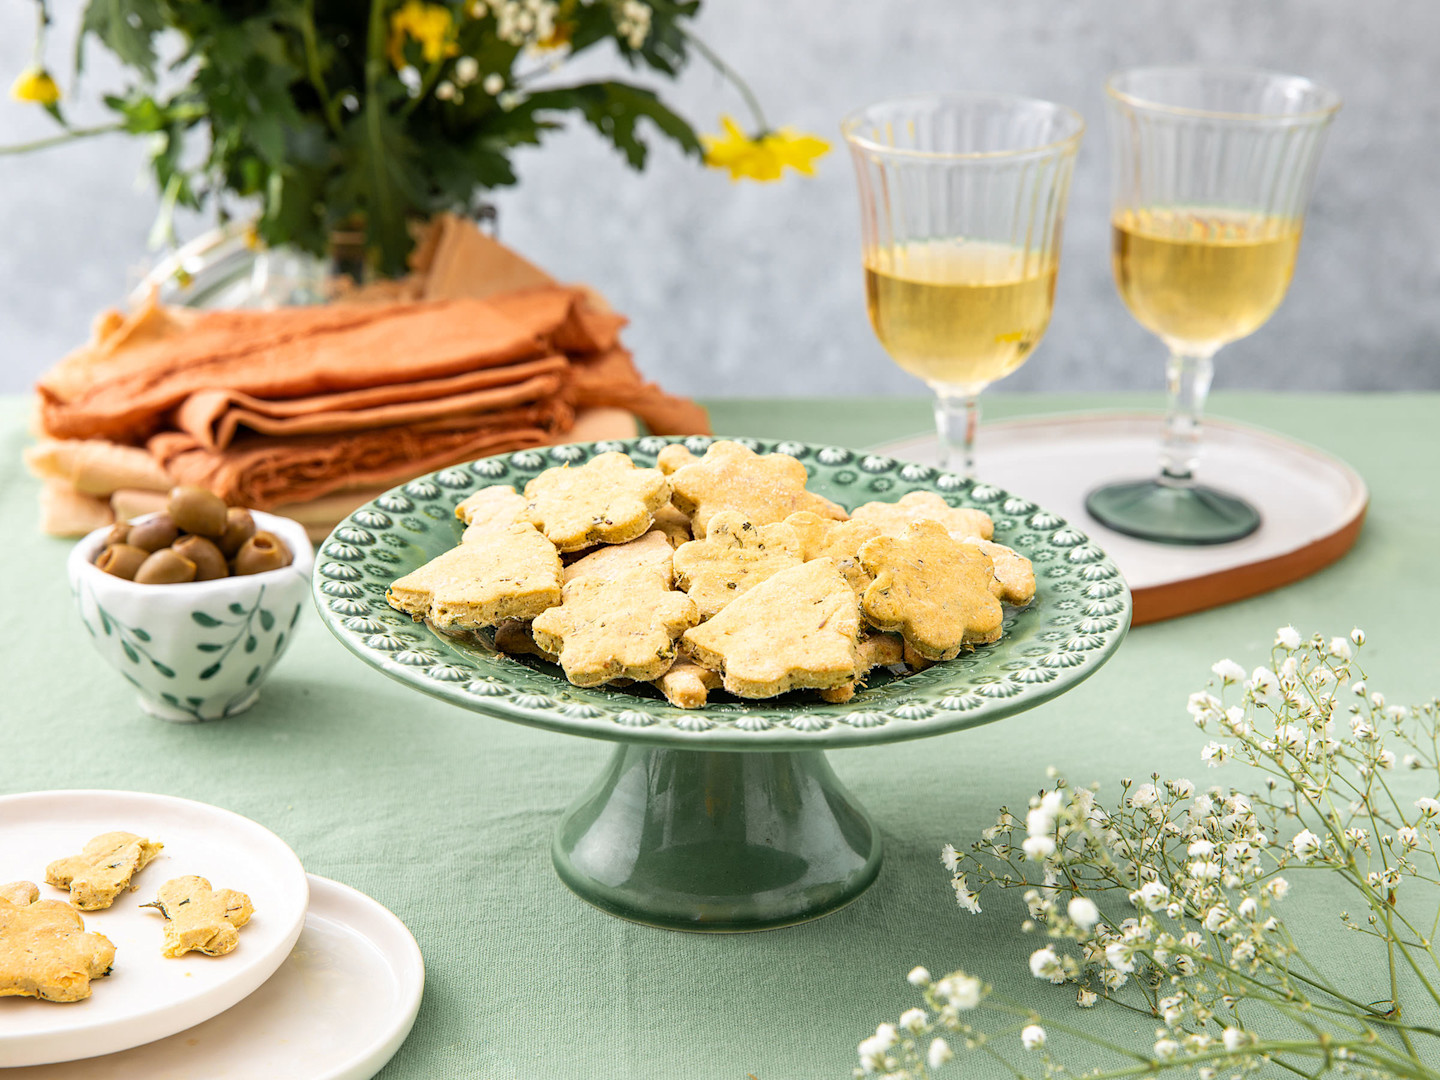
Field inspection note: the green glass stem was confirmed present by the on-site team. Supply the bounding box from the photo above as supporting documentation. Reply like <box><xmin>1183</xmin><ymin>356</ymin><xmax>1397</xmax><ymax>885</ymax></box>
<box><xmin>553</xmin><ymin>744</ymin><xmax>882</xmax><ymax>932</ymax></box>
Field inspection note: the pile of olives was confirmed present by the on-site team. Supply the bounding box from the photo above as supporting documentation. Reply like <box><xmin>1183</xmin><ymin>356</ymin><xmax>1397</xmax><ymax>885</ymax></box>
<box><xmin>95</xmin><ymin>487</ymin><xmax>294</xmax><ymax>584</ymax></box>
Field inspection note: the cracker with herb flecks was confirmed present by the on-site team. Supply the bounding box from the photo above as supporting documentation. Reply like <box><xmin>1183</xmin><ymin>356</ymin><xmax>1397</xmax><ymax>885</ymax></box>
<box><xmin>45</xmin><ymin>831</ymin><xmax>164</xmax><ymax>910</ymax></box>
<box><xmin>667</xmin><ymin>441</ymin><xmax>848</xmax><ymax>539</ymax></box>
<box><xmin>143</xmin><ymin>875</ymin><xmax>253</xmax><ymax>958</ymax></box>
<box><xmin>819</xmin><ymin>631</ymin><xmax>906</xmax><ymax>703</ymax></box>
<box><xmin>656</xmin><ymin>443</ymin><xmax>699</xmax><ymax>475</ymax></box>
<box><xmin>562</xmin><ymin>529</ymin><xmax>674</xmax><ymax>585</ymax></box>
<box><xmin>682</xmin><ymin>559</ymin><xmax>861</xmax><ymax>698</ymax></box>
<box><xmin>671</xmin><ymin>511</ymin><xmax>803</xmax><ymax>619</ymax></box>
<box><xmin>455</xmin><ymin>484</ymin><xmax>528</xmax><ymax>543</ymax></box>
<box><xmin>0</xmin><ymin>880</ymin><xmax>115</xmax><ymax>1002</ymax></box>
<box><xmin>851</xmin><ymin>490</ymin><xmax>994</xmax><ymax>543</ymax></box>
<box><xmin>520</xmin><ymin>451</ymin><xmax>669</xmax><ymax>552</ymax></box>
<box><xmin>387</xmin><ymin>521</ymin><xmax>562</xmax><ymax>630</ymax></box>
<box><xmin>963</xmin><ymin>538</ymin><xmax>1036</xmax><ymax>606</ymax></box>
<box><xmin>858</xmin><ymin>520</ymin><xmax>1003</xmax><ymax>661</ymax></box>
<box><xmin>532</xmin><ymin>565</ymin><xmax>698</xmax><ymax>687</ymax></box>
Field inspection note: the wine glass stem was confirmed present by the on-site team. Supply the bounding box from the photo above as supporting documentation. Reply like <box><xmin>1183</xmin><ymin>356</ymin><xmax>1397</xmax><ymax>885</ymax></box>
<box><xmin>1158</xmin><ymin>347</ymin><xmax>1216</xmax><ymax>487</ymax></box>
<box><xmin>933</xmin><ymin>388</ymin><xmax>979</xmax><ymax>479</ymax></box>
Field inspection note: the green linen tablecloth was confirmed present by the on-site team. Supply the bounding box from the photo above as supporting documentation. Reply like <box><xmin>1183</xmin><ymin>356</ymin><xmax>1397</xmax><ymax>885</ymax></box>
<box><xmin>2</xmin><ymin>392</ymin><xmax>1437</xmax><ymax>1079</ymax></box>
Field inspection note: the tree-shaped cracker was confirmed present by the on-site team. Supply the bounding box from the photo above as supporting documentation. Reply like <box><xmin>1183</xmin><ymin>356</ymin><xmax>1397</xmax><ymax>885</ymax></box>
<box><xmin>857</xmin><ymin>519</ymin><xmax>1004</xmax><ymax>661</ymax></box>
<box><xmin>532</xmin><ymin>565</ymin><xmax>698</xmax><ymax>687</ymax></box>
<box><xmin>143</xmin><ymin>875</ymin><xmax>254</xmax><ymax>958</ymax></box>
<box><xmin>387</xmin><ymin>521</ymin><xmax>562</xmax><ymax>630</ymax></box>
<box><xmin>520</xmin><ymin>451</ymin><xmax>670</xmax><ymax>552</ymax></box>
<box><xmin>682</xmin><ymin>559</ymin><xmax>861</xmax><ymax>698</ymax></box>
<box><xmin>667</xmin><ymin>441</ymin><xmax>848</xmax><ymax>538</ymax></box>
<box><xmin>671</xmin><ymin>511</ymin><xmax>803</xmax><ymax>618</ymax></box>
<box><xmin>45</xmin><ymin>831</ymin><xmax>164</xmax><ymax>910</ymax></box>
<box><xmin>0</xmin><ymin>880</ymin><xmax>115</xmax><ymax>1002</ymax></box>
<box><xmin>851</xmin><ymin>491</ymin><xmax>994</xmax><ymax>542</ymax></box>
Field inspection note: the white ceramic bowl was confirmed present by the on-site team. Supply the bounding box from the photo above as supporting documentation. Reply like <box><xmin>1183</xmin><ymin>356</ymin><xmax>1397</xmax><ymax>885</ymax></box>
<box><xmin>68</xmin><ymin>511</ymin><xmax>315</xmax><ymax>722</ymax></box>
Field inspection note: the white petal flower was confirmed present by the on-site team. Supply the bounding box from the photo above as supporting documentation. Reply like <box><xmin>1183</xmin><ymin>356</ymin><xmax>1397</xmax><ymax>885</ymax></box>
<box><xmin>907</xmin><ymin>965</ymin><xmax>931</xmax><ymax>987</ymax></box>
<box><xmin>927</xmin><ymin>1037</ymin><xmax>954</xmax><ymax>1069</ymax></box>
<box><xmin>1067</xmin><ymin>896</ymin><xmax>1100</xmax><ymax>931</ymax></box>
<box><xmin>1189</xmin><ymin>859</ymin><xmax>1221</xmax><ymax>881</ymax></box>
<box><xmin>1329</xmin><ymin>637</ymin><xmax>1353</xmax><ymax>660</ymax></box>
<box><xmin>1201</xmin><ymin>741</ymin><xmax>1232</xmax><ymax>767</ymax></box>
<box><xmin>1154</xmin><ymin>1037</ymin><xmax>1181</xmax><ymax>1060</ymax></box>
<box><xmin>1029</xmin><ymin>946</ymin><xmax>1064</xmax><ymax>983</ymax></box>
<box><xmin>1076</xmin><ymin>987</ymin><xmax>1098</xmax><ymax>1008</ymax></box>
<box><xmin>1264</xmin><ymin>877</ymin><xmax>1290</xmax><ymax>900</ymax></box>
<box><xmin>1188</xmin><ymin>839</ymin><xmax>1215</xmax><ymax>857</ymax></box>
<box><xmin>1137</xmin><ymin>881</ymin><xmax>1170</xmax><ymax>911</ymax></box>
<box><xmin>1212</xmin><ymin>658</ymin><xmax>1246</xmax><ymax>684</ymax></box>
<box><xmin>1168</xmin><ymin>778</ymin><xmax>1195</xmax><ymax>798</ymax></box>
<box><xmin>1238</xmin><ymin>896</ymin><xmax>1258</xmax><ymax>918</ymax></box>
<box><xmin>1105</xmin><ymin>942</ymin><xmax>1135</xmax><ymax>974</ymax></box>
<box><xmin>1188</xmin><ymin>692</ymin><xmax>1222</xmax><ymax>725</ymax></box>
<box><xmin>871</xmin><ymin>1023</ymin><xmax>897</xmax><ymax>1051</ymax></box>
<box><xmin>482</xmin><ymin>72</ymin><xmax>505</xmax><ymax>95</ymax></box>
<box><xmin>1275</xmin><ymin>625</ymin><xmax>1301</xmax><ymax>650</ymax></box>
<box><xmin>1129</xmin><ymin>783</ymin><xmax>1158</xmax><ymax>808</ymax></box>
<box><xmin>1415</xmin><ymin>797</ymin><xmax>1440</xmax><ymax>818</ymax></box>
<box><xmin>1376</xmin><ymin>749</ymin><xmax>1396</xmax><ymax>770</ymax></box>
<box><xmin>952</xmin><ymin>874</ymin><xmax>982</xmax><ymax>915</ymax></box>
<box><xmin>1350</xmin><ymin>627</ymin><xmax>1366</xmax><ymax>645</ymax></box>
<box><xmin>899</xmin><ymin>1007</ymin><xmax>927</xmax><ymax>1034</ymax></box>
<box><xmin>934</xmin><ymin>973</ymin><xmax>981</xmax><ymax>1010</ymax></box>
<box><xmin>1290</xmin><ymin>829</ymin><xmax>1322</xmax><ymax>862</ymax></box>
<box><xmin>455</xmin><ymin>56</ymin><xmax>480</xmax><ymax>84</ymax></box>
<box><xmin>1223</xmin><ymin>1027</ymin><xmax>1249</xmax><ymax>1052</ymax></box>
<box><xmin>435</xmin><ymin>80</ymin><xmax>456</xmax><ymax>100</ymax></box>
<box><xmin>940</xmin><ymin>843</ymin><xmax>959</xmax><ymax>872</ymax></box>
<box><xmin>1021</xmin><ymin>1024</ymin><xmax>1046</xmax><ymax>1050</ymax></box>
<box><xmin>1022</xmin><ymin>835</ymin><xmax>1056</xmax><ymax>860</ymax></box>
<box><xmin>1397</xmin><ymin>826</ymin><xmax>1420</xmax><ymax>849</ymax></box>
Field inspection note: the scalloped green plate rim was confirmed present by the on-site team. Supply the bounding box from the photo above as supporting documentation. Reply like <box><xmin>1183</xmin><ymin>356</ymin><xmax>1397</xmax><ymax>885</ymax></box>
<box><xmin>312</xmin><ymin>435</ymin><xmax>1132</xmax><ymax>751</ymax></box>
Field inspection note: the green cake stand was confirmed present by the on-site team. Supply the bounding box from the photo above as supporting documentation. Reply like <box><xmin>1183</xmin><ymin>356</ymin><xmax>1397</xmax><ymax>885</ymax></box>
<box><xmin>313</xmin><ymin>436</ymin><xmax>1130</xmax><ymax>932</ymax></box>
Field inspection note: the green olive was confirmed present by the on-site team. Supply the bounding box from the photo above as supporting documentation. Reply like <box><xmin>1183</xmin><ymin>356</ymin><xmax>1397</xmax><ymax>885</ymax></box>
<box><xmin>134</xmin><ymin>547</ymin><xmax>198</xmax><ymax>585</ymax></box>
<box><xmin>168</xmin><ymin>485</ymin><xmax>229</xmax><ymax>539</ymax></box>
<box><xmin>232</xmin><ymin>531</ymin><xmax>293</xmax><ymax>576</ymax></box>
<box><xmin>217</xmin><ymin>507</ymin><xmax>257</xmax><ymax>558</ymax></box>
<box><xmin>102</xmin><ymin>522</ymin><xmax>132</xmax><ymax>548</ymax></box>
<box><xmin>127</xmin><ymin>513</ymin><xmax>180</xmax><ymax>553</ymax></box>
<box><xmin>95</xmin><ymin>543</ymin><xmax>149</xmax><ymax>581</ymax></box>
<box><xmin>172</xmin><ymin>534</ymin><xmax>229</xmax><ymax>581</ymax></box>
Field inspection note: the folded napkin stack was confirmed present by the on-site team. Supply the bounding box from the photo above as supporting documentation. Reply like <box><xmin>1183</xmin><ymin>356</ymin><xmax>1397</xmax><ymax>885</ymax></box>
<box><xmin>27</xmin><ymin>216</ymin><xmax>710</xmax><ymax>538</ymax></box>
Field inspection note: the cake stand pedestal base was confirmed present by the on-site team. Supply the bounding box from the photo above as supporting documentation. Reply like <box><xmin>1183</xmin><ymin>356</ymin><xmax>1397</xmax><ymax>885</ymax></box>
<box><xmin>553</xmin><ymin>745</ymin><xmax>882</xmax><ymax>932</ymax></box>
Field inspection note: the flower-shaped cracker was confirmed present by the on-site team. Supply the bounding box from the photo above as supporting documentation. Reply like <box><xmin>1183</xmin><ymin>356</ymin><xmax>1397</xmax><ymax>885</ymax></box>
<box><xmin>0</xmin><ymin>880</ymin><xmax>115</xmax><ymax>1002</ymax></box>
<box><xmin>668</xmin><ymin>441</ymin><xmax>847</xmax><ymax>538</ymax></box>
<box><xmin>520</xmin><ymin>451</ymin><xmax>669</xmax><ymax>552</ymax></box>
<box><xmin>671</xmin><ymin>511</ymin><xmax>803</xmax><ymax>619</ymax></box>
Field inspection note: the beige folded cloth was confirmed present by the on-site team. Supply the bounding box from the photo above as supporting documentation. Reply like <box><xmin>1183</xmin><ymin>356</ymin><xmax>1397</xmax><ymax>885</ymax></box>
<box><xmin>25</xmin><ymin>439</ymin><xmax>172</xmax><ymax>495</ymax></box>
<box><xmin>40</xmin><ymin>481</ymin><xmax>112</xmax><ymax>535</ymax></box>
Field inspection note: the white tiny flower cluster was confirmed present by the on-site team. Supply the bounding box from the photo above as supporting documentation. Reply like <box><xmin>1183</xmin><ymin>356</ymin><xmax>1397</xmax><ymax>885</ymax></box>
<box><xmin>614</xmin><ymin>0</ymin><xmax>653</xmax><ymax>49</ymax></box>
<box><xmin>853</xmin><ymin>967</ymin><xmax>978</xmax><ymax>1077</ymax></box>
<box><xmin>479</xmin><ymin>0</ymin><xmax>561</xmax><ymax>46</ymax></box>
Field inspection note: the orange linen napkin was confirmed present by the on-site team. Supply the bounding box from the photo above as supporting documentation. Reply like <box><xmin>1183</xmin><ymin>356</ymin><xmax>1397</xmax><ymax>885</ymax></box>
<box><xmin>150</xmin><ymin>400</ymin><xmax>573</xmax><ymax>508</ymax></box>
<box><xmin>174</xmin><ymin>355</ymin><xmax>569</xmax><ymax>450</ymax></box>
<box><xmin>568</xmin><ymin>349</ymin><xmax>711</xmax><ymax>436</ymax></box>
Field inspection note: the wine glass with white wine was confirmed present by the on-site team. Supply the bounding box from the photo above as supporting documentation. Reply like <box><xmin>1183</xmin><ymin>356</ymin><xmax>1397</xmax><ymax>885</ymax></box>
<box><xmin>1086</xmin><ymin>67</ymin><xmax>1340</xmax><ymax>544</ymax></box>
<box><xmin>843</xmin><ymin>94</ymin><xmax>1084</xmax><ymax>478</ymax></box>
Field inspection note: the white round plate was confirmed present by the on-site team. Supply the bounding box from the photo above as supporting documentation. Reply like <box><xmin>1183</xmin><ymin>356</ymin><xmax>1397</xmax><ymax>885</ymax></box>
<box><xmin>0</xmin><ymin>790</ymin><xmax>309</xmax><ymax>1067</ymax></box>
<box><xmin>8</xmin><ymin>875</ymin><xmax>425</xmax><ymax>1080</ymax></box>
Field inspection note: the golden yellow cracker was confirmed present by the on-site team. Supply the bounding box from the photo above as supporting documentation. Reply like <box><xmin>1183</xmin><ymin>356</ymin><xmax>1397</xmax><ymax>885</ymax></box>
<box><xmin>532</xmin><ymin>566</ymin><xmax>698</xmax><ymax>687</ymax></box>
<box><xmin>671</xmin><ymin>511</ymin><xmax>803</xmax><ymax>619</ymax></box>
<box><xmin>963</xmin><ymin>538</ymin><xmax>1036</xmax><ymax>606</ymax></box>
<box><xmin>818</xmin><ymin>631</ymin><xmax>905</xmax><ymax>703</ymax></box>
<box><xmin>456</xmin><ymin>484</ymin><xmax>528</xmax><ymax>542</ymax></box>
<box><xmin>562</xmin><ymin>529</ymin><xmax>673</xmax><ymax>585</ymax></box>
<box><xmin>45</xmin><ymin>831</ymin><xmax>164</xmax><ymax>911</ymax></box>
<box><xmin>143</xmin><ymin>876</ymin><xmax>253</xmax><ymax>958</ymax></box>
<box><xmin>387</xmin><ymin>522</ymin><xmax>562</xmax><ymax>630</ymax></box>
<box><xmin>668</xmin><ymin>441</ymin><xmax>848</xmax><ymax>538</ymax></box>
<box><xmin>902</xmin><ymin>640</ymin><xmax>935</xmax><ymax>672</ymax></box>
<box><xmin>520</xmin><ymin>451</ymin><xmax>669</xmax><ymax>552</ymax></box>
<box><xmin>784</xmin><ymin>510</ymin><xmax>840</xmax><ymax>560</ymax></box>
<box><xmin>858</xmin><ymin>520</ymin><xmax>1004</xmax><ymax>661</ymax></box>
<box><xmin>656</xmin><ymin>443</ymin><xmax>699</xmax><ymax>475</ymax></box>
<box><xmin>851</xmin><ymin>490</ymin><xmax>994</xmax><ymax>542</ymax></box>
<box><xmin>651</xmin><ymin>503</ymin><xmax>693</xmax><ymax>548</ymax></box>
<box><xmin>654</xmin><ymin>660</ymin><xmax>722</xmax><ymax>709</ymax></box>
<box><xmin>0</xmin><ymin>881</ymin><xmax>115</xmax><ymax>1002</ymax></box>
<box><xmin>682</xmin><ymin>559</ymin><xmax>861</xmax><ymax>698</ymax></box>
<box><xmin>493</xmin><ymin>618</ymin><xmax>557</xmax><ymax>661</ymax></box>
<box><xmin>805</xmin><ymin>519</ymin><xmax>884</xmax><ymax>597</ymax></box>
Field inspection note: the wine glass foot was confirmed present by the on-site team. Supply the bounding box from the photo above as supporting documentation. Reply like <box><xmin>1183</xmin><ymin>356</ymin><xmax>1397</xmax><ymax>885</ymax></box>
<box><xmin>1085</xmin><ymin>479</ymin><xmax>1261</xmax><ymax>545</ymax></box>
<box><xmin>553</xmin><ymin>744</ymin><xmax>882</xmax><ymax>932</ymax></box>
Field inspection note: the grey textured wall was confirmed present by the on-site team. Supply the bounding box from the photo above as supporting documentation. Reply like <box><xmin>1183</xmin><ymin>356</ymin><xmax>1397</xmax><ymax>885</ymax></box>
<box><xmin>2</xmin><ymin>1</ymin><xmax>1437</xmax><ymax>398</ymax></box>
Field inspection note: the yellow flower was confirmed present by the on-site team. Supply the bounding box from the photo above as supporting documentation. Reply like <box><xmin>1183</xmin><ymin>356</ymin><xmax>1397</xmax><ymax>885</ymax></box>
<box><xmin>388</xmin><ymin>0</ymin><xmax>459</xmax><ymax>68</ymax></box>
<box><xmin>701</xmin><ymin>115</ymin><xmax>829</xmax><ymax>182</ymax></box>
<box><xmin>10</xmin><ymin>67</ymin><xmax>60</xmax><ymax>107</ymax></box>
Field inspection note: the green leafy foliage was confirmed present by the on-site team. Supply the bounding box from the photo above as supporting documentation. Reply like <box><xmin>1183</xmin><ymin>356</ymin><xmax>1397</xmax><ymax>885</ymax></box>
<box><xmin>54</xmin><ymin>0</ymin><xmax>708</xmax><ymax>274</ymax></box>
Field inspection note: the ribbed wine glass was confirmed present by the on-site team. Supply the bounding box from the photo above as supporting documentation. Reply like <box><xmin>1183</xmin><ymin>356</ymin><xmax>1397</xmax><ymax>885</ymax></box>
<box><xmin>1086</xmin><ymin>66</ymin><xmax>1341</xmax><ymax>544</ymax></box>
<box><xmin>843</xmin><ymin>94</ymin><xmax>1083</xmax><ymax>478</ymax></box>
